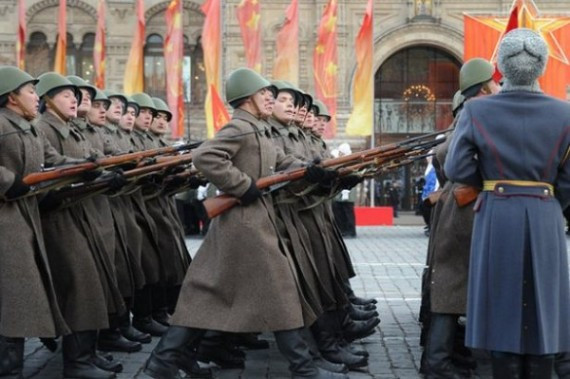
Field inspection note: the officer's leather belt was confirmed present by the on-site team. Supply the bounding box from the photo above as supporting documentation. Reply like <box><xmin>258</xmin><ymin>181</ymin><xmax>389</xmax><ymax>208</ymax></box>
<box><xmin>482</xmin><ymin>180</ymin><xmax>554</xmax><ymax>197</ymax></box>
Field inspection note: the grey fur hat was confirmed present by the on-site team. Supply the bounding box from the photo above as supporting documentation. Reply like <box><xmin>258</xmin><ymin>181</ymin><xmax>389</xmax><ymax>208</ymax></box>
<box><xmin>497</xmin><ymin>28</ymin><xmax>548</xmax><ymax>92</ymax></box>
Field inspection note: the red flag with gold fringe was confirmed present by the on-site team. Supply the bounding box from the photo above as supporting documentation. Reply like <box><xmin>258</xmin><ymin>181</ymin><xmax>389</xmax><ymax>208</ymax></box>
<box><xmin>236</xmin><ymin>0</ymin><xmax>262</xmax><ymax>72</ymax></box>
<box><xmin>273</xmin><ymin>0</ymin><xmax>298</xmax><ymax>85</ymax></box>
<box><xmin>53</xmin><ymin>0</ymin><xmax>66</xmax><ymax>74</ymax></box>
<box><xmin>165</xmin><ymin>0</ymin><xmax>185</xmax><ymax>138</ymax></box>
<box><xmin>17</xmin><ymin>0</ymin><xmax>26</xmax><ymax>70</ymax></box>
<box><xmin>94</xmin><ymin>0</ymin><xmax>106</xmax><ymax>88</ymax></box>
<box><xmin>123</xmin><ymin>0</ymin><xmax>145</xmax><ymax>94</ymax></box>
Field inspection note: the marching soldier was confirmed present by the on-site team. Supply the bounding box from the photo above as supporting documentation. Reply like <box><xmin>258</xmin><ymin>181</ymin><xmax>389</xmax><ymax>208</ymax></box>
<box><xmin>0</xmin><ymin>66</ymin><xmax>70</xmax><ymax>376</ymax></box>
<box><xmin>446</xmin><ymin>29</ymin><xmax>570</xmax><ymax>378</ymax></box>
<box><xmin>144</xmin><ymin>67</ymin><xmax>348</xmax><ymax>379</ymax></box>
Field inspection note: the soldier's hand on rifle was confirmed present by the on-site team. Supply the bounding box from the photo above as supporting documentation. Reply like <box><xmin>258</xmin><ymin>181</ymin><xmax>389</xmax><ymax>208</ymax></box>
<box><xmin>84</xmin><ymin>153</ymin><xmax>99</xmax><ymax>164</ymax></box>
<box><xmin>338</xmin><ymin>175</ymin><xmax>363</xmax><ymax>190</ymax></box>
<box><xmin>239</xmin><ymin>178</ymin><xmax>262</xmax><ymax>206</ymax></box>
<box><xmin>80</xmin><ymin>168</ymin><xmax>104</xmax><ymax>182</ymax></box>
<box><xmin>4</xmin><ymin>175</ymin><xmax>31</xmax><ymax>200</ymax></box>
<box><xmin>167</xmin><ymin>175</ymin><xmax>187</xmax><ymax>187</ymax></box>
<box><xmin>104</xmin><ymin>169</ymin><xmax>128</xmax><ymax>191</ymax></box>
<box><xmin>305</xmin><ymin>164</ymin><xmax>338</xmax><ymax>186</ymax></box>
<box><xmin>188</xmin><ymin>176</ymin><xmax>208</xmax><ymax>190</ymax></box>
<box><xmin>141</xmin><ymin>157</ymin><xmax>157</xmax><ymax>166</ymax></box>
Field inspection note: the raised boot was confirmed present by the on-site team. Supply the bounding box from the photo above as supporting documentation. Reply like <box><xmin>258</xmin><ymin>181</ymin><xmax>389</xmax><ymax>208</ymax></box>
<box><xmin>300</xmin><ymin>327</ymin><xmax>348</xmax><ymax>374</ymax></box>
<box><xmin>424</xmin><ymin>313</ymin><xmax>464</xmax><ymax>379</ymax></box>
<box><xmin>347</xmin><ymin>305</ymin><xmax>378</xmax><ymax>321</ymax></box>
<box><xmin>344</xmin><ymin>283</ymin><xmax>377</xmax><ymax>306</ymax></box>
<box><xmin>490</xmin><ymin>352</ymin><xmax>523</xmax><ymax>379</ymax></box>
<box><xmin>98</xmin><ymin>328</ymin><xmax>142</xmax><ymax>353</ymax></box>
<box><xmin>338</xmin><ymin>309</ymin><xmax>379</xmax><ymax>342</ymax></box>
<box><xmin>90</xmin><ymin>353</ymin><xmax>123</xmax><ymax>374</ymax></box>
<box><xmin>524</xmin><ymin>354</ymin><xmax>554</xmax><ymax>379</ymax></box>
<box><xmin>143</xmin><ymin>326</ymin><xmax>205</xmax><ymax>379</ymax></box>
<box><xmin>62</xmin><ymin>331</ymin><xmax>116</xmax><ymax>379</ymax></box>
<box><xmin>119</xmin><ymin>312</ymin><xmax>151</xmax><ymax>344</ymax></box>
<box><xmin>555</xmin><ymin>353</ymin><xmax>570</xmax><ymax>379</ymax></box>
<box><xmin>274</xmin><ymin>328</ymin><xmax>348</xmax><ymax>379</ymax></box>
<box><xmin>0</xmin><ymin>336</ymin><xmax>23</xmax><ymax>377</ymax></box>
<box><xmin>132</xmin><ymin>316</ymin><xmax>167</xmax><ymax>337</ymax></box>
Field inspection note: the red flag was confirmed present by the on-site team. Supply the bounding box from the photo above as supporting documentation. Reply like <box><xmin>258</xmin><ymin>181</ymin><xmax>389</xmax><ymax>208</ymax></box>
<box><xmin>210</xmin><ymin>85</ymin><xmax>230</xmax><ymax>132</ymax></box>
<box><xmin>94</xmin><ymin>0</ymin><xmax>106</xmax><ymax>88</ymax></box>
<box><xmin>53</xmin><ymin>0</ymin><xmax>66</xmax><ymax>74</ymax></box>
<box><xmin>273</xmin><ymin>0</ymin><xmax>298</xmax><ymax>85</ymax></box>
<box><xmin>313</xmin><ymin>0</ymin><xmax>338</xmax><ymax>138</ymax></box>
<box><xmin>202</xmin><ymin>0</ymin><xmax>229</xmax><ymax>137</ymax></box>
<box><xmin>165</xmin><ymin>0</ymin><xmax>184</xmax><ymax>138</ymax></box>
<box><xmin>123</xmin><ymin>0</ymin><xmax>145</xmax><ymax>94</ymax></box>
<box><xmin>493</xmin><ymin>6</ymin><xmax>519</xmax><ymax>82</ymax></box>
<box><xmin>236</xmin><ymin>0</ymin><xmax>262</xmax><ymax>72</ymax></box>
<box><xmin>16</xmin><ymin>0</ymin><xmax>26</xmax><ymax>70</ymax></box>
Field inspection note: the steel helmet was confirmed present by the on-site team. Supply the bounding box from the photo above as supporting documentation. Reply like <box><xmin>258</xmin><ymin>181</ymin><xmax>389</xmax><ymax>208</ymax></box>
<box><xmin>459</xmin><ymin>58</ymin><xmax>494</xmax><ymax>93</ymax></box>
<box><xmin>36</xmin><ymin>72</ymin><xmax>81</xmax><ymax>103</ymax></box>
<box><xmin>0</xmin><ymin>66</ymin><xmax>38</xmax><ymax>98</ymax></box>
<box><xmin>225</xmin><ymin>67</ymin><xmax>272</xmax><ymax>104</ymax></box>
<box><xmin>152</xmin><ymin>97</ymin><xmax>172</xmax><ymax>122</ymax></box>
<box><xmin>66</xmin><ymin>75</ymin><xmax>96</xmax><ymax>101</ymax></box>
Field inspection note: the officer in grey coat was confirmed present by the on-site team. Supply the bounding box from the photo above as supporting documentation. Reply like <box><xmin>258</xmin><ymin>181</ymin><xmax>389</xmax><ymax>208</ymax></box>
<box><xmin>445</xmin><ymin>28</ymin><xmax>570</xmax><ymax>378</ymax></box>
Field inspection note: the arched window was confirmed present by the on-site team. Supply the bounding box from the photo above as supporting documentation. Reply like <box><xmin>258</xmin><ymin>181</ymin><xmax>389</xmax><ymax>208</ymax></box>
<box><xmin>144</xmin><ymin>34</ymin><xmax>166</xmax><ymax>99</ymax></box>
<box><xmin>26</xmin><ymin>32</ymin><xmax>50</xmax><ymax>77</ymax></box>
<box><xmin>78</xmin><ymin>33</ymin><xmax>95</xmax><ymax>82</ymax></box>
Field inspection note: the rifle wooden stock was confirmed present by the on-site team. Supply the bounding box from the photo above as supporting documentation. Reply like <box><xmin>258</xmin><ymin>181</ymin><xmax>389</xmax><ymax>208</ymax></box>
<box><xmin>23</xmin><ymin>142</ymin><xmax>199</xmax><ymax>186</ymax></box>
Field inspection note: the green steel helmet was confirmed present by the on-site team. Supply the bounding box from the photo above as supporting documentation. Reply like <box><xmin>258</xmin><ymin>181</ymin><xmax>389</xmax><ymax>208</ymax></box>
<box><xmin>313</xmin><ymin>99</ymin><xmax>331</xmax><ymax>119</ymax></box>
<box><xmin>459</xmin><ymin>58</ymin><xmax>494</xmax><ymax>93</ymax></box>
<box><xmin>124</xmin><ymin>95</ymin><xmax>140</xmax><ymax>116</ymax></box>
<box><xmin>103</xmin><ymin>90</ymin><xmax>128</xmax><ymax>113</ymax></box>
<box><xmin>152</xmin><ymin>97</ymin><xmax>172</xmax><ymax>122</ymax></box>
<box><xmin>36</xmin><ymin>72</ymin><xmax>81</xmax><ymax>103</ymax></box>
<box><xmin>271</xmin><ymin>80</ymin><xmax>302</xmax><ymax>106</ymax></box>
<box><xmin>0</xmin><ymin>66</ymin><xmax>38</xmax><ymax>98</ymax></box>
<box><xmin>131</xmin><ymin>92</ymin><xmax>156</xmax><ymax>112</ymax></box>
<box><xmin>452</xmin><ymin>90</ymin><xmax>466</xmax><ymax>113</ymax></box>
<box><xmin>66</xmin><ymin>75</ymin><xmax>96</xmax><ymax>101</ymax></box>
<box><xmin>92</xmin><ymin>88</ymin><xmax>111</xmax><ymax>108</ymax></box>
<box><xmin>225</xmin><ymin>67</ymin><xmax>272</xmax><ymax>104</ymax></box>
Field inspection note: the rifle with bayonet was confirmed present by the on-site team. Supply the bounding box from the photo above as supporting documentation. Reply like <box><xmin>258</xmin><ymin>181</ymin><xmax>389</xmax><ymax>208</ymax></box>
<box><xmin>203</xmin><ymin>129</ymin><xmax>450</xmax><ymax>218</ymax></box>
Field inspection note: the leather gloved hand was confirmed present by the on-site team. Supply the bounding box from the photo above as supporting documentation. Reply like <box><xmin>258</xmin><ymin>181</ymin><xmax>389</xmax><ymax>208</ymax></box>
<box><xmin>105</xmin><ymin>169</ymin><xmax>129</xmax><ymax>191</ymax></box>
<box><xmin>5</xmin><ymin>175</ymin><xmax>31</xmax><ymax>200</ymax></box>
<box><xmin>39</xmin><ymin>191</ymin><xmax>63</xmax><ymax>212</ymax></box>
<box><xmin>141</xmin><ymin>157</ymin><xmax>157</xmax><ymax>166</ymax></box>
<box><xmin>239</xmin><ymin>179</ymin><xmax>262</xmax><ymax>206</ymax></box>
<box><xmin>167</xmin><ymin>175</ymin><xmax>188</xmax><ymax>188</ymax></box>
<box><xmin>85</xmin><ymin>153</ymin><xmax>99</xmax><ymax>163</ymax></box>
<box><xmin>80</xmin><ymin>168</ymin><xmax>103</xmax><ymax>182</ymax></box>
<box><xmin>187</xmin><ymin>176</ymin><xmax>208</xmax><ymax>190</ymax></box>
<box><xmin>338</xmin><ymin>175</ymin><xmax>363</xmax><ymax>190</ymax></box>
<box><xmin>305</xmin><ymin>164</ymin><xmax>338</xmax><ymax>185</ymax></box>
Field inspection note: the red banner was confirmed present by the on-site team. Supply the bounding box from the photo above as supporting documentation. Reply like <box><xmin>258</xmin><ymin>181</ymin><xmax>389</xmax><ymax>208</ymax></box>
<box><xmin>53</xmin><ymin>0</ymin><xmax>66</xmax><ymax>74</ymax></box>
<box><xmin>464</xmin><ymin>0</ymin><xmax>570</xmax><ymax>99</ymax></box>
<box><xmin>313</xmin><ymin>0</ymin><xmax>338</xmax><ymax>138</ymax></box>
<box><xmin>123</xmin><ymin>0</ymin><xmax>145</xmax><ymax>94</ymax></box>
<box><xmin>94</xmin><ymin>0</ymin><xmax>106</xmax><ymax>88</ymax></box>
<box><xmin>210</xmin><ymin>84</ymin><xmax>230</xmax><ymax>132</ymax></box>
<box><xmin>273</xmin><ymin>0</ymin><xmax>298</xmax><ymax>85</ymax></box>
<box><xmin>17</xmin><ymin>0</ymin><xmax>25</xmax><ymax>70</ymax></box>
<box><xmin>236</xmin><ymin>0</ymin><xmax>262</xmax><ymax>72</ymax></box>
<box><xmin>165</xmin><ymin>0</ymin><xmax>184</xmax><ymax>138</ymax></box>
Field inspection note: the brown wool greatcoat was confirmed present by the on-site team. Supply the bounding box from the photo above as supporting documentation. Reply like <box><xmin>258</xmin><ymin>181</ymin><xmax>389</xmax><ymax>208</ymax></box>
<box><xmin>0</xmin><ymin>108</ymin><xmax>70</xmax><ymax>338</ymax></box>
<box><xmin>37</xmin><ymin>112</ymin><xmax>124</xmax><ymax>330</ymax></box>
<box><xmin>426</xmin><ymin>130</ymin><xmax>473</xmax><ymax>315</ymax></box>
<box><xmin>172</xmin><ymin>109</ymin><xmax>304</xmax><ymax>332</ymax></box>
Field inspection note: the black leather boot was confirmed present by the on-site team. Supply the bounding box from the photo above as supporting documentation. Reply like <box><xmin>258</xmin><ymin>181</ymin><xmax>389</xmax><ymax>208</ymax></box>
<box><xmin>524</xmin><ymin>354</ymin><xmax>554</xmax><ymax>379</ymax></box>
<box><xmin>555</xmin><ymin>353</ymin><xmax>570</xmax><ymax>379</ymax></box>
<box><xmin>338</xmin><ymin>339</ymin><xmax>368</xmax><ymax>358</ymax></box>
<box><xmin>348</xmin><ymin>305</ymin><xmax>378</xmax><ymax>321</ymax></box>
<box><xmin>133</xmin><ymin>286</ymin><xmax>167</xmax><ymax>336</ymax></box>
<box><xmin>178</xmin><ymin>345</ymin><xmax>213</xmax><ymax>378</ymax></box>
<box><xmin>143</xmin><ymin>326</ymin><xmax>205</xmax><ymax>379</ymax></box>
<box><xmin>353</xmin><ymin>303</ymin><xmax>377</xmax><ymax>312</ymax></box>
<box><xmin>98</xmin><ymin>328</ymin><xmax>142</xmax><ymax>353</ymax></box>
<box><xmin>119</xmin><ymin>312</ymin><xmax>151</xmax><ymax>344</ymax></box>
<box><xmin>39</xmin><ymin>337</ymin><xmax>58</xmax><ymax>352</ymax></box>
<box><xmin>274</xmin><ymin>328</ymin><xmax>348</xmax><ymax>378</ymax></box>
<box><xmin>344</xmin><ymin>283</ymin><xmax>377</xmax><ymax>306</ymax></box>
<box><xmin>151</xmin><ymin>285</ymin><xmax>171</xmax><ymax>327</ymax></box>
<box><xmin>196</xmin><ymin>340</ymin><xmax>245</xmax><ymax>369</ymax></box>
<box><xmin>490</xmin><ymin>351</ymin><xmax>523</xmax><ymax>379</ymax></box>
<box><xmin>339</xmin><ymin>310</ymin><xmax>379</xmax><ymax>342</ymax></box>
<box><xmin>90</xmin><ymin>353</ymin><xmax>123</xmax><ymax>374</ymax></box>
<box><xmin>231</xmin><ymin>333</ymin><xmax>270</xmax><ymax>350</ymax></box>
<box><xmin>424</xmin><ymin>313</ymin><xmax>464</xmax><ymax>379</ymax></box>
<box><xmin>0</xmin><ymin>336</ymin><xmax>23</xmax><ymax>376</ymax></box>
<box><xmin>62</xmin><ymin>331</ymin><xmax>116</xmax><ymax>379</ymax></box>
<box><xmin>132</xmin><ymin>316</ymin><xmax>168</xmax><ymax>337</ymax></box>
<box><xmin>300</xmin><ymin>327</ymin><xmax>348</xmax><ymax>374</ymax></box>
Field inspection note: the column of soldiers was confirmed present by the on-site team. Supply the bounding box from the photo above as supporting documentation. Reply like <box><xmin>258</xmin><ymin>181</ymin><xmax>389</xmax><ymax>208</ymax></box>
<box><xmin>0</xmin><ymin>65</ymin><xmax>380</xmax><ymax>379</ymax></box>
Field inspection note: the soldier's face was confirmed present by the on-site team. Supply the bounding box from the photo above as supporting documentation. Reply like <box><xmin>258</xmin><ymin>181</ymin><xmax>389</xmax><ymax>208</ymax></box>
<box><xmin>50</xmin><ymin>88</ymin><xmax>78</xmax><ymax>120</ymax></box>
<box><xmin>273</xmin><ymin>92</ymin><xmax>295</xmax><ymax>124</ymax></box>
<box><xmin>314</xmin><ymin>116</ymin><xmax>328</xmax><ymax>137</ymax></box>
<box><xmin>78</xmin><ymin>89</ymin><xmax>92</xmax><ymax>117</ymax></box>
<box><xmin>303</xmin><ymin>110</ymin><xmax>315</xmax><ymax>130</ymax></box>
<box><xmin>295</xmin><ymin>105</ymin><xmax>307</xmax><ymax>124</ymax></box>
<box><xmin>135</xmin><ymin>108</ymin><xmax>153</xmax><ymax>131</ymax></box>
<box><xmin>263</xmin><ymin>89</ymin><xmax>276</xmax><ymax>117</ymax></box>
<box><xmin>11</xmin><ymin>83</ymin><xmax>39</xmax><ymax>119</ymax></box>
<box><xmin>106</xmin><ymin>98</ymin><xmax>124</xmax><ymax>124</ymax></box>
<box><xmin>119</xmin><ymin>106</ymin><xmax>136</xmax><ymax>131</ymax></box>
<box><xmin>249</xmin><ymin>88</ymin><xmax>270</xmax><ymax>118</ymax></box>
<box><xmin>150</xmin><ymin>112</ymin><xmax>170</xmax><ymax>134</ymax></box>
<box><xmin>87</xmin><ymin>100</ymin><xmax>109</xmax><ymax>127</ymax></box>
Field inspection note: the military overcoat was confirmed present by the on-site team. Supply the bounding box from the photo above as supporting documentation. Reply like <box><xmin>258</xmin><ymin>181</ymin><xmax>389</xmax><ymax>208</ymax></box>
<box><xmin>445</xmin><ymin>91</ymin><xmax>570</xmax><ymax>354</ymax></box>
<box><xmin>172</xmin><ymin>109</ymin><xmax>305</xmax><ymax>332</ymax></box>
<box><xmin>0</xmin><ymin>108</ymin><xmax>69</xmax><ymax>338</ymax></box>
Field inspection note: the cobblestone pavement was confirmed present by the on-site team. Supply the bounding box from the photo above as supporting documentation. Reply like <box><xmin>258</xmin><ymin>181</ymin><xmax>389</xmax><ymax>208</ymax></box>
<box><xmin>16</xmin><ymin>226</ymin><xmax>493</xmax><ymax>378</ymax></box>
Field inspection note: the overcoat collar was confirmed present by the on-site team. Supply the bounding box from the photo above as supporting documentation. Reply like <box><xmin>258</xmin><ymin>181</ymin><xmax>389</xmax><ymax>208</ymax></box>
<box><xmin>41</xmin><ymin>111</ymin><xmax>71</xmax><ymax>139</ymax></box>
<box><xmin>0</xmin><ymin>107</ymin><xmax>33</xmax><ymax>132</ymax></box>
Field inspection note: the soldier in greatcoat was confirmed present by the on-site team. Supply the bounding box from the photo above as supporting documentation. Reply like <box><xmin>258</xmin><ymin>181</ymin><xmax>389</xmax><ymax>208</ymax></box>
<box><xmin>144</xmin><ymin>68</ymin><xmax>348</xmax><ymax>379</ymax></box>
<box><xmin>445</xmin><ymin>29</ymin><xmax>570</xmax><ymax>378</ymax></box>
<box><xmin>0</xmin><ymin>66</ymin><xmax>70</xmax><ymax>376</ymax></box>
<box><xmin>34</xmin><ymin>72</ymin><xmax>122</xmax><ymax>379</ymax></box>
<box><xmin>422</xmin><ymin>59</ymin><xmax>500</xmax><ymax>379</ymax></box>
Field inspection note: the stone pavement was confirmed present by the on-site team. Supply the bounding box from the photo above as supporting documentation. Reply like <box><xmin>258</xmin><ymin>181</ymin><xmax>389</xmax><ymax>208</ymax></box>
<box><xmin>16</xmin><ymin>226</ymin><xmax>491</xmax><ymax>379</ymax></box>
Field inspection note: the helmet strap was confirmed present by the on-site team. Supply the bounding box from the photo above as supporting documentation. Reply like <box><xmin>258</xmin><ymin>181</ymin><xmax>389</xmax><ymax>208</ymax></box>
<box><xmin>45</xmin><ymin>96</ymin><xmax>70</xmax><ymax>123</ymax></box>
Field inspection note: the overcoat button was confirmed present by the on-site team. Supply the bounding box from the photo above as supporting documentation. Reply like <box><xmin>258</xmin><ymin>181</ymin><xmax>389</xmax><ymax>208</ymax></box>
<box><xmin>498</xmin><ymin>187</ymin><xmax>504</xmax><ymax>193</ymax></box>
<box><xmin>544</xmin><ymin>189</ymin><xmax>549</xmax><ymax>195</ymax></box>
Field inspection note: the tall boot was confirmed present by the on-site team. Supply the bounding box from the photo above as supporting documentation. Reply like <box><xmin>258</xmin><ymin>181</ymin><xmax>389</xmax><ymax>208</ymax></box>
<box><xmin>274</xmin><ymin>328</ymin><xmax>348</xmax><ymax>379</ymax></box>
<box><xmin>151</xmin><ymin>285</ymin><xmax>170</xmax><ymax>327</ymax></box>
<box><xmin>143</xmin><ymin>326</ymin><xmax>205</xmax><ymax>379</ymax></box>
<box><xmin>133</xmin><ymin>286</ymin><xmax>167</xmax><ymax>336</ymax></box>
<box><xmin>99</xmin><ymin>314</ymin><xmax>142</xmax><ymax>353</ymax></box>
<box><xmin>119</xmin><ymin>309</ymin><xmax>151</xmax><ymax>344</ymax></box>
<box><xmin>555</xmin><ymin>353</ymin><xmax>570</xmax><ymax>379</ymax></box>
<box><xmin>178</xmin><ymin>344</ymin><xmax>213</xmax><ymax>378</ymax></box>
<box><xmin>347</xmin><ymin>304</ymin><xmax>378</xmax><ymax>321</ymax></box>
<box><xmin>424</xmin><ymin>313</ymin><xmax>464</xmax><ymax>379</ymax></box>
<box><xmin>344</xmin><ymin>282</ymin><xmax>377</xmax><ymax>306</ymax></box>
<box><xmin>0</xmin><ymin>336</ymin><xmax>23</xmax><ymax>376</ymax></box>
<box><xmin>524</xmin><ymin>354</ymin><xmax>554</xmax><ymax>379</ymax></box>
<box><xmin>62</xmin><ymin>331</ymin><xmax>116</xmax><ymax>379</ymax></box>
<box><xmin>490</xmin><ymin>351</ymin><xmax>523</xmax><ymax>379</ymax></box>
<box><xmin>300</xmin><ymin>327</ymin><xmax>348</xmax><ymax>374</ymax></box>
<box><xmin>337</xmin><ymin>309</ymin><xmax>379</xmax><ymax>342</ymax></box>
